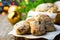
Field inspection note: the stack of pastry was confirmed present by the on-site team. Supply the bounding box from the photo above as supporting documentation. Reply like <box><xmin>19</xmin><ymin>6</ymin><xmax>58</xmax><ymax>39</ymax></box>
<box><xmin>14</xmin><ymin>2</ymin><xmax>60</xmax><ymax>36</ymax></box>
<box><xmin>15</xmin><ymin>14</ymin><xmax>55</xmax><ymax>36</ymax></box>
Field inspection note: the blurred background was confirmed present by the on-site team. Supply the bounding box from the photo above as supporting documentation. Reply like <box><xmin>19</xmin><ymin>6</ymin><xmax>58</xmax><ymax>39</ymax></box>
<box><xmin>0</xmin><ymin>0</ymin><xmax>60</xmax><ymax>40</ymax></box>
<box><xmin>0</xmin><ymin>0</ymin><xmax>59</xmax><ymax>14</ymax></box>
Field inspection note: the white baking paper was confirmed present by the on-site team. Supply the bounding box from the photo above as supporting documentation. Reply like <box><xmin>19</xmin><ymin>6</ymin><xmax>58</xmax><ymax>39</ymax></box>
<box><xmin>27</xmin><ymin>11</ymin><xmax>57</xmax><ymax>19</ymax></box>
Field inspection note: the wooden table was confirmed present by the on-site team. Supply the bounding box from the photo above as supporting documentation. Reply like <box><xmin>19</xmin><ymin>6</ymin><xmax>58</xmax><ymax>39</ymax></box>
<box><xmin>13</xmin><ymin>34</ymin><xmax>60</xmax><ymax>40</ymax></box>
<box><xmin>0</xmin><ymin>14</ymin><xmax>13</xmax><ymax>40</ymax></box>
